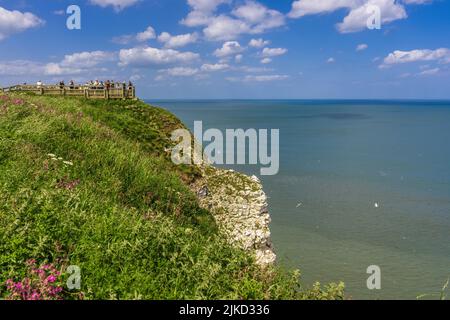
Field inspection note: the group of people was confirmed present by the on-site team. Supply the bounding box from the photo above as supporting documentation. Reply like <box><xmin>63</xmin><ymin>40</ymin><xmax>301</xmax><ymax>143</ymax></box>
<box><xmin>55</xmin><ymin>80</ymin><xmax>134</xmax><ymax>90</ymax></box>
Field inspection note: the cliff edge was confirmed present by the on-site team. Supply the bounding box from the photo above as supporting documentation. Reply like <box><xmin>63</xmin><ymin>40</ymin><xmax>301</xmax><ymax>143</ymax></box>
<box><xmin>0</xmin><ymin>93</ymin><xmax>344</xmax><ymax>299</ymax></box>
<box><xmin>192</xmin><ymin>166</ymin><xmax>276</xmax><ymax>265</ymax></box>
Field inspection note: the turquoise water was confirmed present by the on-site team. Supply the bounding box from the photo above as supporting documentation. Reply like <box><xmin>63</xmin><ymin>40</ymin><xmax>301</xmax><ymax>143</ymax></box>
<box><xmin>149</xmin><ymin>100</ymin><xmax>450</xmax><ymax>299</ymax></box>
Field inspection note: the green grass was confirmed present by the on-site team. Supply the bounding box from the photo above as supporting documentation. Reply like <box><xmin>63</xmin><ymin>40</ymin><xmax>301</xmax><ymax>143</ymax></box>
<box><xmin>0</xmin><ymin>93</ymin><xmax>344</xmax><ymax>300</ymax></box>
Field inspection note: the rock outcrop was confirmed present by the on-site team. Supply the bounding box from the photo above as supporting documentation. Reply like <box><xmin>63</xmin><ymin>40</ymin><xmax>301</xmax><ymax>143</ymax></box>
<box><xmin>193</xmin><ymin>166</ymin><xmax>276</xmax><ymax>265</ymax></box>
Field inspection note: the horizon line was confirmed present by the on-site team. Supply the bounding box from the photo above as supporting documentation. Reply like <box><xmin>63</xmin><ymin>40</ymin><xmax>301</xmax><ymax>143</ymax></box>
<box><xmin>143</xmin><ymin>98</ymin><xmax>450</xmax><ymax>102</ymax></box>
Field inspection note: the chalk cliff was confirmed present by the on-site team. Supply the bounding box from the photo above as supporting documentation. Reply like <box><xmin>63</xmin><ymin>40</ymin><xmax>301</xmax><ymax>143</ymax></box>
<box><xmin>193</xmin><ymin>165</ymin><xmax>276</xmax><ymax>265</ymax></box>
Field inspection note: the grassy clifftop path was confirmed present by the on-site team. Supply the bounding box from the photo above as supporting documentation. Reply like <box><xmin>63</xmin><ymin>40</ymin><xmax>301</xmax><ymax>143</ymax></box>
<box><xmin>0</xmin><ymin>93</ymin><xmax>344</xmax><ymax>300</ymax></box>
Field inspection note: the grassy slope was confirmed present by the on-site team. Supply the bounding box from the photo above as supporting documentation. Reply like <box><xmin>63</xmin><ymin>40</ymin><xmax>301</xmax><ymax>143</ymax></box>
<box><xmin>0</xmin><ymin>93</ymin><xmax>344</xmax><ymax>300</ymax></box>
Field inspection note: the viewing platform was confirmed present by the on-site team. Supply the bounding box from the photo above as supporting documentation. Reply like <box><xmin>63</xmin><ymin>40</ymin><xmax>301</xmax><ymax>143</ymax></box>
<box><xmin>1</xmin><ymin>84</ymin><xmax>136</xmax><ymax>100</ymax></box>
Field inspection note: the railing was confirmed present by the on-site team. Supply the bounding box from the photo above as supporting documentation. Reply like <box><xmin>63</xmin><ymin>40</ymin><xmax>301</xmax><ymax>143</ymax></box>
<box><xmin>1</xmin><ymin>84</ymin><xmax>136</xmax><ymax>100</ymax></box>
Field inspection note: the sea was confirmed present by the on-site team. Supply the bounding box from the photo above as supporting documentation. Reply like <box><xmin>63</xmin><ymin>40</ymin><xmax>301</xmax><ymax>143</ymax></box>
<box><xmin>148</xmin><ymin>99</ymin><xmax>450</xmax><ymax>300</ymax></box>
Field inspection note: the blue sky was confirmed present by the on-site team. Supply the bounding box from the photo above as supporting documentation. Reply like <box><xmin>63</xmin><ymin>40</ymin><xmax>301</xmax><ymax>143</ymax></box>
<box><xmin>0</xmin><ymin>0</ymin><xmax>449</xmax><ymax>99</ymax></box>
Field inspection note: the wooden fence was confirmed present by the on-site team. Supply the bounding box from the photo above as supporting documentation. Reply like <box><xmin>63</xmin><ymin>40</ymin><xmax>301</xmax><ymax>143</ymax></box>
<box><xmin>1</xmin><ymin>84</ymin><xmax>136</xmax><ymax>100</ymax></box>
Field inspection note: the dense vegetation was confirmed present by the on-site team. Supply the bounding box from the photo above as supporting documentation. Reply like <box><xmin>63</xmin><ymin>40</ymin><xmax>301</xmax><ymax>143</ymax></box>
<box><xmin>0</xmin><ymin>93</ymin><xmax>344</xmax><ymax>300</ymax></box>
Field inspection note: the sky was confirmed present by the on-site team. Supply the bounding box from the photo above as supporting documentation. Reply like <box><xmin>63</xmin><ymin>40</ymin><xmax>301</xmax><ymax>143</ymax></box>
<box><xmin>0</xmin><ymin>0</ymin><xmax>449</xmax><ymax>99</ymax></box>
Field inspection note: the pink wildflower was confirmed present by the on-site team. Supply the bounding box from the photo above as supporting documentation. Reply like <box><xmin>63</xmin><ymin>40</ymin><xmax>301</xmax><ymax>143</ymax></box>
<box><xmin>12</xmin><ymin>99</ymin><xmax>24</xmax><ymax>105</ymax></box>
<box><xmin>5</xmin><ymin>260</ymin><xmax>67</xmax><ymax>300</ymax></box>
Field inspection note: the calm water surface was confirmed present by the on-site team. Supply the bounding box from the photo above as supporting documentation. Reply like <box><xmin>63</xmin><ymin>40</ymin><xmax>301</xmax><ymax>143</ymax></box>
<box><xmin>149</xmin><ymin>99</ymin><xmax>450</xmax><ymax>299</ymax></box>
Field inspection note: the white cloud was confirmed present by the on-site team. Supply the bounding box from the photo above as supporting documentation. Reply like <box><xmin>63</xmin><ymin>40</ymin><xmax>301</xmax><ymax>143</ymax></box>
<box><xmin>48</xmin><ymin>51</ymin><xmax>115</xmax><ymax>76</ymax></box>
<box><xmin>43</xmin><ymin>63</ymin><xmax>84</xmax><ymax>76</ymax></box>
<box><xmin>381</xmin><ymin>48</ymin><xmax>450</xmax><ymax>66</ymax></box>
<box><xmin>232</xmin><ymin>1</ymin><xmax>269</xmax><ymax>23</ymax></box>
<box><xmin>129</xmin><ymin>74</ymin><xmax>142</xmax><ymax>82</ymax></box>
<box><xmin>260</xmin><ymin>58</ymin><xmax>272</xmax><ymax>64</ymax></box>
<box><xmin>0</xmin><ymin>60</ymin><xmax>82</xmax><ymax>77</ymax></box>
<box><xmin>201</xmin><ymin>63</ymin><xmax>229</xmax><ymax>71</ymax></box>
<box><xmin>356</xmin><ymin>43</ymin><xmax>368</xmax><ymax>51</ymax></box>
<box><xmin>0</xmin><ymin>6</ymin><xmax>44</xmax><ymax>41</ymax></box>
<box><xmin>399</xmin><ymin>72</ymin><xmax>411</xmax><ymax>78</ymax></box>
<box><xmin>113</xmin><ymin>25</ymin><xmax>156</xmax><ymax>44</ymax></box>
<box><xmin>214</xmin><ymin>41</ymin><xmax>244</xmax><ymax>57</ymax></box>
<box><xmin>402</xmin><ymin>0</ymin><xmax>432</xmax><ymax>4</ymax></box>
<box><xmin>164</xmin><ymin>67</ymin><xmax>199</xmax><ymax>76</ymax></box>
<box><xmin>61</xmin><ymin>51</ymin><xmax>116</xmax><ymax>68</ymax></box>
<box><xmin>0</xmin><ymin>60</ymin><xmax>44</xmax><ymax>76</ymax></box>
<box><xmin>246</xmin><ymin>74</ymin><xmax>288</xmax><ymax>81</ymax></box>
<box><xmin>288</xmin><ymin>0</ymin><xmax>355</xmax><ymax>18</ymax></box>
<box><xmin>327</xmin><ymin>57</ymin><xmax>336</xmax><ymax>63</ymax></box>
<box><xmin>261</xmin><ymin>47</ymin><xmax>287</xmax><ymax>57</ymax></box>
<box><xmin>119</xmin><ymin>47</ymin><xmax>200</xmax><ymax>67</ymax></box>
<box><xmin>182</xmin><ymin>10</ymin><xmax>212</xmax><ymax>27</ymax></box>
<box><xmin>249</xmin><ymin>38</ymin><xmax>270</xmax><ymax>48</ymax></box>
<box><xmin>419</xmin><ymin>67</ymin><xmax>439</xmax><ymax>76</ymax></box>
<box><xmin>111</xmin><ymin>34</ymin><xmax>135</xmax><ymax>45</ymax></box>
<box><xmin>0</xmin><ymin>48</ymin><xmax>121</xmax><ymax>82</ymax></box>
<box><xmin>288</xmin><ymin>0</ymin><xmax>409</xmax><ymax>33</ymax></box>
<box><xmin>89</xmin><ymin>0</ymin><xmax>140</xmax><ymax>11</ymax></box>
<box><xmin>187</xmin><ymin>0</ymin><xmax>230</xmax><ymax>13</ymax></box>
<box><xmin>231</xmin><ymin>1</ymin><xmax>285</xmax><ymax>34</ymax></box>
<box><xmin>203</xmin><ymin>15</ymin><xmax>251</xmax><ymax>41</ymax></box>
<box><xmin>0</xmin><ymin>49</ymin><xmax>118</xmax><ymax>78</ymax></box>
<box><xmin>337</xmin><ymin>0</ymin><xmax>407</xmax><ymax>33</ymax></box>
<box><xmin>227</xmin><ymin>74</ymin><xmax>289</xmax><ymax>82</ymax></box>
<box><xmin>238</xmin><ymin>66</ymin><xmax>274</xmax><ymax>73</ymax></box>
<box><xmin>136</xmin><ymin>26</ymin><xmax>156</xmax><ymax>42</ymax></box>
<box><xmin>154</xmin><ymin>74</ymin><xmax>166</xmax><ymax>81</ymax></box>
<box><xmin>235</xmin><ymin>54</ymin><xmax>243</xmax><ymax>63</ymax></box>
<box><xmin>181</xmin><ymin>0</ymin><xmax>230</xmax><ymax>27</ymax></box>
<box><xmin>182</xmin><ymin>0</ymin><xmax>285</xmax><ymax>41</ymax></box>
<box><xmin>158</xmin><ymin>32</ymin><xmax>198</xmax><ymax>48</ymax></box>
